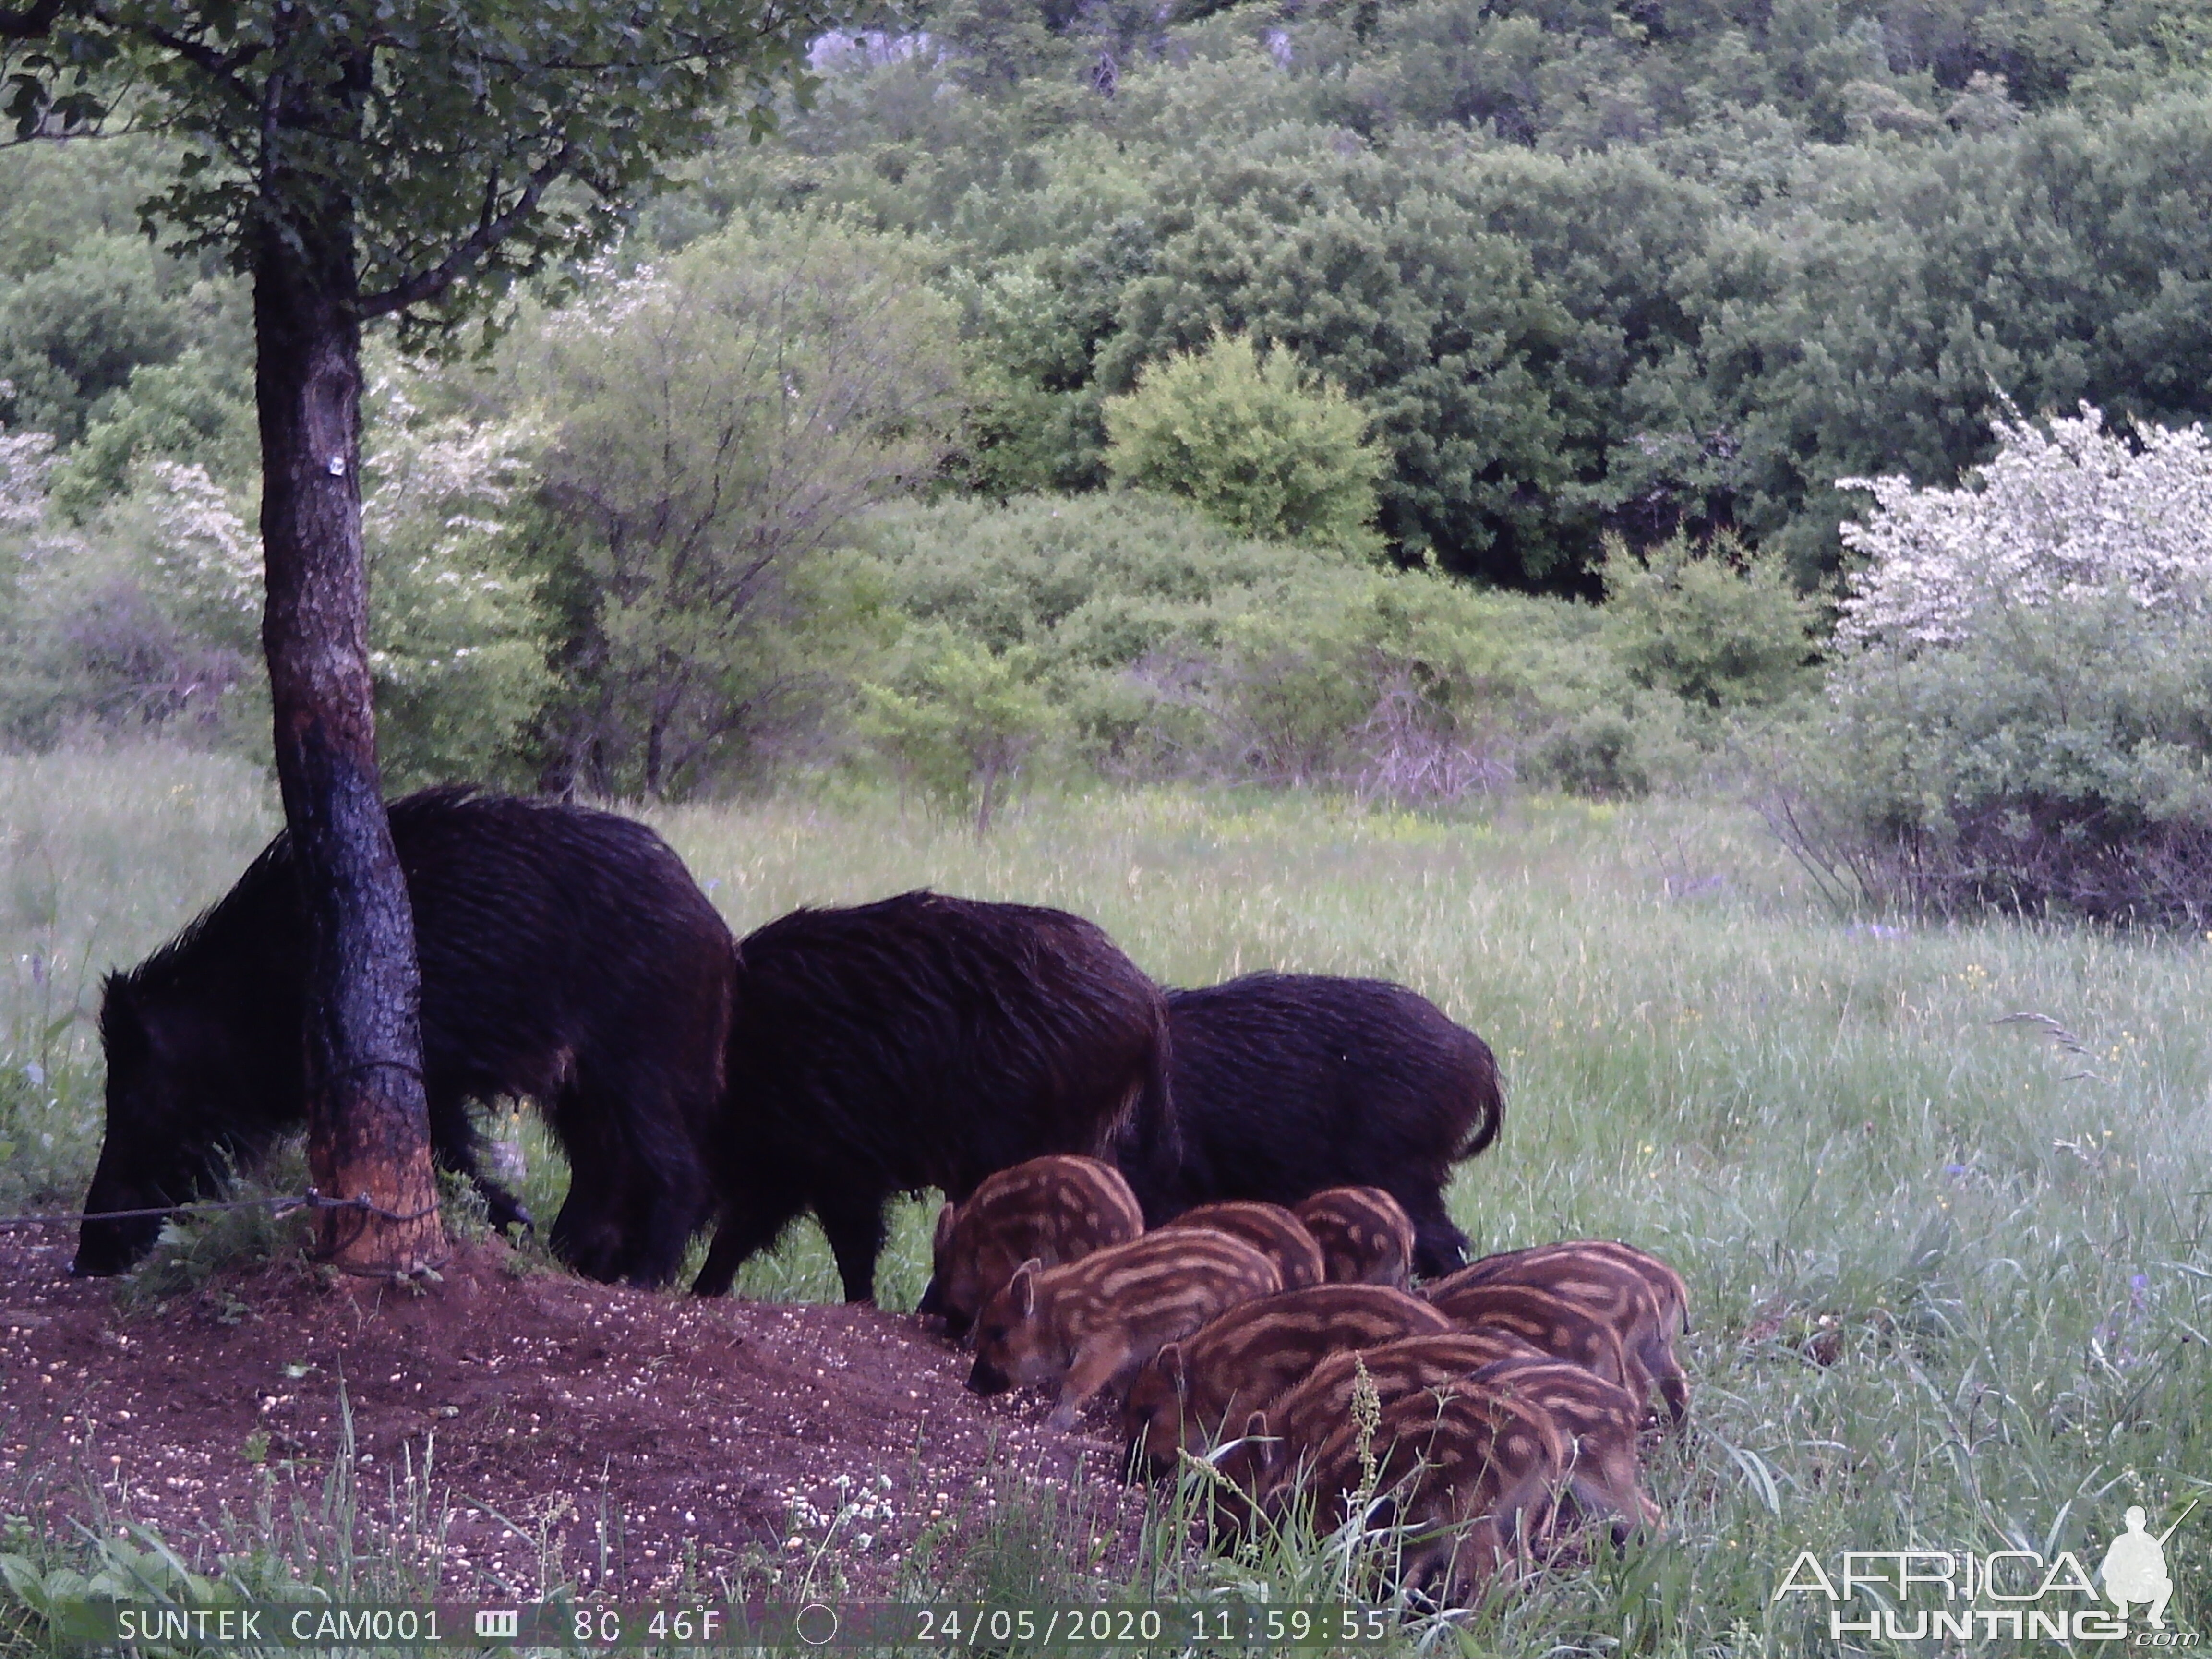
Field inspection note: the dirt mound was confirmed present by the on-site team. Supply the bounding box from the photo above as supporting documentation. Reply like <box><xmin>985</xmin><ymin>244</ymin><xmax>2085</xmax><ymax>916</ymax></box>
<box><xmin>0</xmin><ymin>1230</ymin><xmax>1148</xmax><ymax>1599</ymax></box>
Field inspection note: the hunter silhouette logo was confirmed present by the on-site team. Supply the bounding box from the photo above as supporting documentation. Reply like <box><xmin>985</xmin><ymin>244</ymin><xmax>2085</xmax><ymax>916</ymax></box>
<box><xmin>2102</xmin><ymin>1501</ymin><xmax>2195</xmax><ymax>1629</ymax></box>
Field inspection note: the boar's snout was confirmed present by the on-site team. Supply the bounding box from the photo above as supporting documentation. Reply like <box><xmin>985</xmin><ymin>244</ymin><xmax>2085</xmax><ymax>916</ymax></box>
<box><xmin>71</xmin><ymin>1165</ymin><xmax>162</xmax><ymax>1276</ymax></box>
<box><xmin>966</xmin><ymin>1357</ymin><xmax>1012</xmax><ymax>1395</ymax></box>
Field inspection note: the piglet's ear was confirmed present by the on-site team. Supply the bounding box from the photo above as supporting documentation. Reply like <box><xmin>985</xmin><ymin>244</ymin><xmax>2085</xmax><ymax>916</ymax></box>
<box><xmin>1245</xmin><ymin>1411</ymin><xmax>1274</xmax><ymax>1471</ymax></box>
<box><xmin>1011</xmin><ymin>1259</ymin><xmax>1043</xmax><ymax>1320</ymax></box>
<box><xmin>932</xmin><ymin>1202</ymin><xmax>958</xmax><ymax>1256</ymax></box>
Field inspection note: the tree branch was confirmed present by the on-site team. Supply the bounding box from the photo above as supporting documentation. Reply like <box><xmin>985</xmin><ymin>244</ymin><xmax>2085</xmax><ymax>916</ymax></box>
<box><xmin>76</xmin><ymin>4</ymin><xmax>259</xmax><ymax>96</ymax></box>
<box><xmin>357</xmin><ymin>144</ymin><xmax>574</xmax><ymax>320</ymax></box>
<box><xmin>140</xmin><ymin>21</ymin><xmax>262</xmax><ymax>83</ymax></box>
<box><xmin>0</xmin><ymin>0</ymin><xmax>63</xmax><ymax>42</ymax></box>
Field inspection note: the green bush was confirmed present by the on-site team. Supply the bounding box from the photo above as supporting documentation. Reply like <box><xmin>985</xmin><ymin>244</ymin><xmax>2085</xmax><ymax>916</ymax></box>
<box><xmin>858</xmin><ymin>491</ymin><xmax>1353</xmax><ymax>657</ymax></box>
<box><xmin>1599</xmin><ymin>529</ymin><xmax>1823</xmax><ymax>709</ymax></box>
<box><xmin>48</xmin><ymin>349</ymin><xmax>257</xmax><ymax>519</ymax></box>
<box><xmin>0</xmin><ymin>386</ymin><xmax>553</xmax><ymax>781</ymax></box>
<box><xmin>855</xmin><ymin>492</ymin><xmax>1357</xmax><ymax>769</ymax></box>
<box><xmin>0</xmin><ymin>457</ymin><xmax>263</xmax><ymax>749</ymax></box>
<box><xmin>857</xmin><ymin>628</ymin><xmax>1060</xmax><ymax>832</ymax></box>
<box><xmin>1102</xmin><ymin>331</ymin><xmax>1385</xmax><ymax>553</ymax></box>
<box><xmin>1771</xmin><ymin>590</ymin><xmax>2212</xmax><ymax>926</ymax></box>
<box><xmin>0</xmin><ymin>236</ymin><xmax>190</xmax><ymax>445</ymax></box>
<box><xmin>854</xmin><ymin>492</ymin><xmax>1718</xmax><ymax>800</ymax></box>
<box><xmin>1210</xmin><ymin>566</ymin><xmax>1706</xmax><ymax>797</ymax></box>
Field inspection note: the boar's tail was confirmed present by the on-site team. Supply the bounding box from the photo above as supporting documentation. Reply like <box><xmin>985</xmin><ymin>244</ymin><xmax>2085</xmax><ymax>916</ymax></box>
<box><xmin>1113</xmin><ymin>1007</ymin><xmax>1183</xmax><ymax>1224</ymax></box>
<box><xmin>1140</xmin><ymin>1011</ymin><xmax>1179</xmax><ymax>1164</ymax></box>
<box><xmin>1455</xmin><ymin>1039</ymin><xmax>1505</xmax><ymax>1161</ymax></box>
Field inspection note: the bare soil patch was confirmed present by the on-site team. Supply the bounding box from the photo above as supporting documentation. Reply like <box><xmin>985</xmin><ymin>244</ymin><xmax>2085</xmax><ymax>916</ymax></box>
<box><xmin>0</xmin><ymin>1230</ymin><xmax>1150</xmax><ymax>1600</ymax></box>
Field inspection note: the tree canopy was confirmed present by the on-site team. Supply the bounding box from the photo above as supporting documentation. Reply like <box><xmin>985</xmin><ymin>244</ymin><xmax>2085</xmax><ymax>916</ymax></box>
<box><xmin>2</xmin><ymin>0</ymin><xmax>835</xmax><ymax>335</ymax></box>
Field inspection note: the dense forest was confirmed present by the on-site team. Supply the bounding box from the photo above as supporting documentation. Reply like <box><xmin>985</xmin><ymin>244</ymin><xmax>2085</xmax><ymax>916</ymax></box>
<box><xmin>1</xmin><ymin>0</ymin><xmax>2208</xmax><ymax>885</ymax></box>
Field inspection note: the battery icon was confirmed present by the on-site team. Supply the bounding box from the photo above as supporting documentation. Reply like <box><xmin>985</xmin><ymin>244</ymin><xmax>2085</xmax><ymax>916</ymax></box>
<box><xmin>475</xmin><ymin>1610</ymin><xmax>520</xmax><ymax>1638</ymax></box>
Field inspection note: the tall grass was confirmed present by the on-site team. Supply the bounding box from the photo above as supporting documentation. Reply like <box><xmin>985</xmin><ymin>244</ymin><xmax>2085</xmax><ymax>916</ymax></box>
<box><xmin>4</xmin><ymin>755</ymin><xmax>2209</xmax><ymax>1650</ymax></box>
<box><xmin>0</xmin><ymin>749</ymin><xmax>277</xmax><ymax>1214</ymax></box>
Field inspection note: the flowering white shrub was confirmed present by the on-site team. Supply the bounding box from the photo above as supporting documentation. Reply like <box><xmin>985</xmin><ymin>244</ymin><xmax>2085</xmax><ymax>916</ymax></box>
<box><xmin>355</xmin><ymin>383</ymin><xmax>552</xmax><ymax>784</ymax></box>
<box><xmin>1781</xmin><ymin>403</ymin><xmax>2212</xmax><ymax>927</ymax></box>
<box><xmin>0</xmin><ymin>424</ymin><xmax>58</xmax><ymax>537</ymax></box>
<box><xmin>145</xmin><ymin>460</ymin><xmax>262</xmax><ymax>617</ymax></box>
<box><xmin>364</xmin><ymin>385</ymin><xmax>541</xmax><ymax>549</ymax></box>
<box><xmin>1836</xmin><ymin>404</ymin><xmax>2212</xmax><ymax>649</ymax></box>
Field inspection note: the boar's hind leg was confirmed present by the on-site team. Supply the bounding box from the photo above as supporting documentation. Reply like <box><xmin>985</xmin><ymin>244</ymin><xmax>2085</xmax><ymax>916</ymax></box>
<box><xmin>1405</xmin><ymin>1191</ymin><xmax>1472</xmax><ymax>1280</ymax></box>
<box><xmin>424</xmin><ymin>1088</ymin><xmax>534</xmax><ymax>1236</ymax></box>
<box><xmin>544</xmin><ymin>1063</ymin><xmax>707</xmax><ymax>1287</ymax></box>
<box><xmin>546</xmin><ymin>1092</ymin><xmax>647</xmax><ymax>1283</ymax></box>
<box><xmin>692</xmin><ymin>1163</ymin><xmax>810</xmax><ymax>1297</ymax></box>
<box><xmin>549</xmin><ymin>1161</ymin><xmax>634</xmax><ymax>1283</ymax></box>
<box><xmin>815</xmin><ymin>1185</ymin><xmax>890</xmax><ymax>1305</ymax></box>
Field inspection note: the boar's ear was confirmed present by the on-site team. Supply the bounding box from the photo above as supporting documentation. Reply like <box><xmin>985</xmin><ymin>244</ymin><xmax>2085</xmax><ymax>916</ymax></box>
<box><xmin>1010</xmin><ymin>1258</ymin><xmax>1043</xmax><ymax>1320</ymax></box>
<box><xmin>1157</xmin><ymin>1342</ymin><xmax>1187</xmax><ymax>1395</ymax></box>
<box><xmin>932</xmin><ymin>1201</ymin><xmax>958</xmax><ymax>1258</ymax></box>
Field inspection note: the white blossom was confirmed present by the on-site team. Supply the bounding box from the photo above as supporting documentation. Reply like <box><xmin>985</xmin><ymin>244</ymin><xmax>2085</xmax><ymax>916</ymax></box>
<box><xmin>362</xmin><ymin>404</ymin><xmax>541</xmax><ymax>553</ymax></box>
<box><xmin>0</xmin><ymin>426</ymin><xmax>58</xmax><ymax>537</ymax></box>
<box><xmin>133</xmin><ymin>397</ymin><xmax>539</xmax><ymax>619</ymax></box>
<box><xmin>148</xmin><ymin>460</ymin><xmax>263</xmax><ymax>614</ymax></box>
<box><xmin>541</xmin><ymin>259</ymin><xmax>672</xmax><ymax>341</ymax></box>
<box><xmin>1837</xmin><ymin>403</ymin><xmax>2212</xmax><ymax>649</ymax></box>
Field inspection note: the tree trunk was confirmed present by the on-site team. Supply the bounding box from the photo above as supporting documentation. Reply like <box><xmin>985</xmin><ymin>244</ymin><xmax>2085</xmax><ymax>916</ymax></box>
<box><xmin>254</xmin><ymin>211</ymin><xmax>446</xmax><ymax>1276</ymax></box>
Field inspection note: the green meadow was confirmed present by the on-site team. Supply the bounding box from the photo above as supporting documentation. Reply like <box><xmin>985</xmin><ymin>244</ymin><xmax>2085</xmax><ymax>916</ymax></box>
<box><xmin>3</xmin><ymin>746</ymin><xmax>2209</xmax><ymax>1653</ymax></box>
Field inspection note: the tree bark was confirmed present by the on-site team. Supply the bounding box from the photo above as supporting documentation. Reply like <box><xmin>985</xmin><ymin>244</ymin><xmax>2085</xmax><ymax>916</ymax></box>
<box><xmin>254</xmin><ymin>203</ymin><xmax>446</xmax><ymax>1275</ymax></box>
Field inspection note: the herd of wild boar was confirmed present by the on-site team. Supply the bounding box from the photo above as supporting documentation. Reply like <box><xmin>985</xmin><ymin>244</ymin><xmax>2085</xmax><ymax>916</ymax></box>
<box><xmin>70</xmin><ymin>787</ymin><xmax>1689</xmax><ymax>1603</ymax></box>
<box><xmin>934</xmin><ymin>1156</ymin><xmax>1686</xmax><ymax>1604</ymax></box>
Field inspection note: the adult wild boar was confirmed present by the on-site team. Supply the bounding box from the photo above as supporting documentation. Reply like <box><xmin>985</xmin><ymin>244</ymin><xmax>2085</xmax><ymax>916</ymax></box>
<box><xmin>1116</xmin><ymin>973</ymin><xmax>1503</xmax><ymax>1277</ymax></box>
<box><xmin>75</xmin><ymin>790</ymin><xmax>732</xmax><ymax>1286</ymax></box>
<box><xmin>691</xmin><ymin>891</ymin><xmax>1176</xmax><ymax>1305</ymax></box>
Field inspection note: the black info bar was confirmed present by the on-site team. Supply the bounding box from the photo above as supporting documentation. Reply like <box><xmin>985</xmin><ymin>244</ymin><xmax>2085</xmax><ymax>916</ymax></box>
<box><xmin>57</xmin><ymin>1601</ymin><xmax>1400</xmax><ymax>1647</ymax></box>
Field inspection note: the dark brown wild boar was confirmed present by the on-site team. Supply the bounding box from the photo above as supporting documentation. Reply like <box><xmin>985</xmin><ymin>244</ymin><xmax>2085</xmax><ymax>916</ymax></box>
<box><xmin>1115</xmin><ymin>974</ymin><xmax>1503</xmax><ymax>1275</ymax></box>
<box><xmin>694</xmin><ymin>891</ymin><xmax>1175</xmax><ymax>1305</ymax></box>
<box><xmin>917</xmin><ymin>1155</ymin><xmax>1144</xmax><ymax>1341</ymax></box>
<box><xmin>1443</xmin><ymin>1241</ymin><xmax>1691</xmax><ymax>1425</ymax></box>
<box><xmin>1293</xmin><ymin>1187</ymin><xmax>1417</xmax><ymax>1289</ymax></box>
<box><xmin>1248</xmin><ymin>1376</ymin><xmax>1569</xmax><ymax>1606</ymax></box>
<box><xmin>1121</xmin><ymin>1283</ymin><xmax>1452</xmax><ymax>1474</ymax></box>
<box><xmin>966</xmin><ymin>1230</ymin><xmax>1281</xmax><ymax>1430</ymax></box>
<box><xmin>1420</xmin><ymin>1281</ymin><xmax>1647</xmax><ymax>1407</ymax></box>
<box><xmin>79</xmin><ymin>790</ymin><xmax>733</xmax><ymax>1288</ymax></box>
<box><xmin>1469</xmin><ymin>1357</ymin><xmax>1661</xmax><ymax>1540</ymax></box>
<box><xmin>1160</xmin><ymin>1201</ymin><xmax>1325</xmax><ymax>1290</ymax></box>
